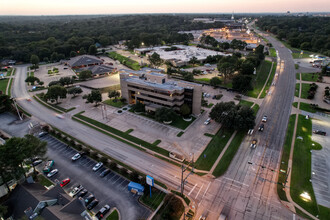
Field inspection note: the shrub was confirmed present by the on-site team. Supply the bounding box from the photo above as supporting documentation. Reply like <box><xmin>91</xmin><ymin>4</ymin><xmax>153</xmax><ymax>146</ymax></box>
<box><xmin>90</xmin><ymin>151</ymin><xmax>98</xmax><ymax>159</ymax></box>
<box><xmin>83</xmin><ymin>148</ymin><xmax>90</xmax><ymax>156</ymax></box>
<box><xmin>76</xmin><ymin>144</ymin><xmax>82</xmax><ymax>151</ymax></box>
<box><xmin>109</xmin><ymin>162</ymin><xmax>117</xmax><ymax>170</ymax></box>
<box><xmin>119</xmin><ymin>167</ymin><xmax>127</xmax><ymax>175</ymax></box>
<box><xmin>100</xmin><ymin>157</ymin><xmax>108</xmax><ymax>164</ymax></box>
<box><xmin>69</xmin><ymin>139</ymin><xmax>75</xmax><ymax>146</ymax></box>
<box><xmin>129</xmin><ymin>171</ymin><xmax>140</xmax><ymax>182</ymax></box>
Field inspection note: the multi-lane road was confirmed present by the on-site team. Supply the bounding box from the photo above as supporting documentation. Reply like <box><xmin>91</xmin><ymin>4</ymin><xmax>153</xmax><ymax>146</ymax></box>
<box><xmin>11</xmin><ymin>28</ymin><xmax>301</xmax><ymax>219</ymax></box>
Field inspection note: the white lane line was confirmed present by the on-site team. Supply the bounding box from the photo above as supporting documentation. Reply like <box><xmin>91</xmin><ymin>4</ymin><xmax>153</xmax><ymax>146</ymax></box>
<box><xmin>199</xmin><ymin>182</ymin><xmax>211</xmax><ymax>205</ymax></box>
<box><xmin>195</xmin><ymin>183</ymin><xmax>204</xmax><ymax>199</ymax></box>
<box><xmin>293</xmin><ymin>214</ymin><xmax>295</xmax><ymax>220</ymax></box>
<box><xmin>188</xmin><ymin>184</ymin><xmax>197</xmax><ymax>196</ymax></box>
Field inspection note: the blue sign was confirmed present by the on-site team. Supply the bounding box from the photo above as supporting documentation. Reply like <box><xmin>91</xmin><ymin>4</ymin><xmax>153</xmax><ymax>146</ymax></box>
<box><xmin>146</xmin><ymin>175</ymin><xmax>154</xmax><ymax>186</ymax></box>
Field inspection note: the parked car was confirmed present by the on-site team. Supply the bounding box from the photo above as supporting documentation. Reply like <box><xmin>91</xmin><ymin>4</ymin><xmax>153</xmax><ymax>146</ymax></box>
<box><xmin>32</xmin><ymin>159</ymin><xmax>43</xmax><ymax>167</ymax></box>
<box><xmin>47</xmin><ymin>169</ymin><xmax>58</xmax><ymax>178</ymax></box>
<box><xmin>95</xmin><ymin>204</ymin><xmax>111</xmax><ymax>219</ymax></box>
<box><xmin>93</xmin><ymin>162</ymin><xmax>103</xmax><ymax>171</ymax></box>
<box><xmin>313</xmin><ymin>130</ymin><xmax>326</xmax><ymax>136</ymax></box>
<box><xmin>100</xmin><ymin>169</ymin><xmax>110</xmax><ymax>178</ymax></box>
<box><xmin>43</xmin><ymin>160</ymin><xmax>54</xmax><ymax>173</ymax></box>
<box><xmin>262</xmin><ymin>116</ymin><xmax>268</xmax><ymax>122</ymax></box>
<box><xmin>60</xmin><ymin>178</ymin><xmax>70</xmax><ymax>187</ymax></box>
<box><xmin>70</xmin><ymin>184</ymin><xmax>83</xmax><ymax>197</ymax></box>
<box><xmin>71</xmin><ymin>153</ymin><xmax>81</xmax><ymax>161</ymax></box>
<box><xmin>38</xmin><ymin>132</ymin><xmax>48</xmax><ymax>137</ymax></box>
<box><xmin>87</xmin><ymin>199</ymin><xmax>99</xmax><ymax>210</ymax></box>
<box><xmin>250</xmin><ymin>139</ymin><xmax>257</xmax><ymax>148</ymax></box>
<box><xmin>84</xmin><ymin>194</ymin><xmax>95</xmax><ymax>205</ymax></box>
<box><xmin>78</xmin><ymin>189</ymin><xmax>88</xmax><ymax>198</ymax></box>
<box><xmin>204</xmin><ymin>118</ymin><xmax>211</xmax><ymax>125</ymax></box>
<box><xmin>258</xmin><ymin>124</ymin><xmax>264</xmax><ymax>132</ymax></box>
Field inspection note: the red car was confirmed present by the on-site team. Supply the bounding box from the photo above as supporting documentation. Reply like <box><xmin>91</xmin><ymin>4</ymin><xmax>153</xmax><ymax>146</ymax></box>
<box><xmin>60</xmin><ymin>178</ymin><xmax>70</xmax><ymax>187</ymax></box>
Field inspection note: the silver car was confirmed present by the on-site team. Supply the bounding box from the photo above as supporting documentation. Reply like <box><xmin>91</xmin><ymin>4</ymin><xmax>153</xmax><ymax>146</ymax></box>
<box><xmin>47</xmin><ymin>169</ymin><xmax>58</xmax><ymax>177</ymax></box>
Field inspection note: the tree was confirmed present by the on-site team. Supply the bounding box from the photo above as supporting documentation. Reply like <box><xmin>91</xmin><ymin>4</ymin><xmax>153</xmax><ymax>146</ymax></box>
<box><xmin>50</xmin><ymin>52</ymin><xmax>58</xmax><ymax>62</ymax></box>
<box><xmin>25</xmin><ymin>76</ymin><xmax>40</xmax><ymax>85</ymax></box>
<box><xmin>240</xmin><ymin>61</ymin><xmax>255</xmax><ymax>75</ymax></box>
<box><xmin>189</xmin><ymin>56</ymin><xmax>198</xmax><ymax>66</ymax></box>
<box><xmin>79</xmin><ymin>70</ymin><xmax>92</xmax><ymax>80</ymax></box>
<box><xmin>155</xmin><ymin>107</ymin><xmax>177</xmax><ymax>122</ymax></box>
<box><xmin>79</xmin><ymin>47</ymin><xmax>86</xmax><ymax>55</ymax></box>
<box><xmin>84</xmin><ymin>90</ymin><xmax>102</xmax><ymax>106</ymax></box>
<box><xmin>30</xmin><ymin>54</ymin><xmax>39</xmax><ymax>69</ymax></box>
<box><xmin>148</xmin><ymin>52</ymin><xmax>163</xmax><ymax>67</ymax></box>
<box><xmin>22</xmin><ymin>134</ymin><xmax>47</xmax><ymax>174</ymax></box>
<box><xmin>68</xmin><ymin>87</ymin><xmax>83</xmax><ymax>97</ymax></box>
<box><xmin>217</xmin><ymin>62</ymin><xmax>235</xmax><ymax>81</ymax></box>
<box><xmin>180</xmin><ymin>104</ymin><xmax>191</xmax><ymax>117</ymax></box>
<box><xmin>232</xmin><ymin>75</ymin><xmax>253</xmax><ymax>93</ymax></box>
<box><xmin>108</xmin><ymin>90</ymin><xmax>120</xmax><ymax>101</ymax></box>
<box><xmin>70</xmin><ymin>51</ymin><xmax>77</xmax><ymax>57</ymax></box>
<box><xmin>48</xmin><ymin>80</ymin><xmax>60</xmax><ymax>87</ymax></box>
<box><xmin>45</xmin><ymin>85</ymin><xmax>67</xmax><ymax>103</ymax></box>
<box><xmin>183</xmin><ymin>72</ymin><xmax>194</xmax><ymax>81</ymax></box>
<box><xmin>159</xmin><ymin>194</ymin><xmax>184</xmax><ymax>220</ymax></box>
<box><xmin>210</xmin><ymin>77</ymin><xmax>222</xmax><ymax>87</ymax></box>
<box><xmin>131</xmin><ymin>101</ymin><xmax>145</xmax><ymax>112</ymax></box>
<box><xmin>88</xmin><ymin>45</ymin><xmax>97</xmax><ymax>55</ymax></box>
<box><xmin>0</xmin><ymin>95</ymin><xmax>12</xmax><ymax>113</ymax></box>
<box><xmin>59</xmin><ymin>76</ymin><xmax>73</xmax><ymax>86</ymax></box>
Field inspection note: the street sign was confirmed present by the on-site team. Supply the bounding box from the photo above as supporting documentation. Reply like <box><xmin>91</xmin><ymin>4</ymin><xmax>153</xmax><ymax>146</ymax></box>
<box><xmin>146</xmin><ymin>175</ymin><xmax>154</xmax><ymax>186</ymax></box>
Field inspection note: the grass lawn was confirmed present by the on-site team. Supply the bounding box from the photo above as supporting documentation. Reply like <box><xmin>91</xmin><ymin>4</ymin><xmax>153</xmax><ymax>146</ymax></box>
<box><xmin>295</xmin><ymin>64</ymin><xmax>299</xmax><ymax>69</ymax></box>
<box><xmin>260</xmin><ymin>62</ymin><xmax>277</xmax><ymax>98</ymax></box>
<box><xmin>0</xmin><ymin>78</ymin><xmax>9</xmax><ymax>94</ymax></box>
<box><xmin>269</xmin><ymin>48</ymin><xmax>276</xmax><ymax>57</ymax></box>
<box><xmin>301</xmin><ymin>83</ymin><xmax>311</xmax><ymax>99</ymax></box>
<box><xmin>177</xmin><ymin>131</ymin><xmax>184</xmax><ymax>137</ymax></box>
<box><xmin>301</xmin><ymin>73</ymin><xmax>320</xmax><ymax>82</ymax></box>
<box><xmin>291</xmin><ymin>115</ymin><xmax>322</xmax><ymax>217</ymax></box>
<box><xmin>195</xmin><ymin>128</ymin><xmax>234</xmax><ymax>171</ymax></box>
<box><xmin>108</xmin><ymin>51</ymin><xmax>140</xmax><ymax>70</ymax></box>
<box><xmin>38</xmin><ymin>174</ymin><xmax>53</xmax><ymax>188</ymax></box>
<box><xmin>140</xmin><ymin>188</ymin><xmax>166</xmax><ymax>210</ymax></box>
<box><xmin>106</xmin><ymin>209</ymin><xmax>119</xmax><ymax>220</ymax></box>
<box><xmin>277</xmin><ymin>115</ymin><xmax>296</xmax><ymax>202</ymax></box>
<box><xmin>252</xmin><ymin>104</ymin><xmax>260</xmax><ymax>115</ymax></box>
<box><xmin>299</xmin><ymin>102</ymin><xmax>317</xmax><ymax>113</ymax></box>
<box><xmin>239</xmin><ymin>100</ymin><xmax>254</xmax><ymax>108</ymax></box>
<box><xmin>103</xmin><ymin>99</ymin><xmax>126</xmax><ymax>108</ymax></box>
<box><xmin>212</xmin><ymin>131</ymin><xmax>245</xmax><ymax>177</ymax></box>
<box><xmin>296</xmin><ymin>73</ymin><xmax>300</xmax><ymax>80</ymax></box>
<box><xmin>292</xmin><ymin>52</ymin><xmax>311</xmax><ymax>59</ymax></box>
<box><xmin>247</xmin><ymin>60</ymin><xmax>273</xmax><ymax>98</ymax></box>
<box><xmin>295</xmin><ymin>83</ymin><xmax>300</xmax><ymax>97</ymax></box>
<box><xmin>195</xmin><ymin>78</ymin><xmax>210</xmax><ymax>83</ymax></box>
<box><xmin>170</xmin><ymin>116</ymin><xmax>196</xmax><ymax>130</ymax></box>
<box><xmin>73</xmin><ymin>113</ymin><xmax>169</xmax><ymax>156</ymax></box>
<box><xmin>292</xmin><ymin>102</ymin><xmax>298</xmax><ymax>108</ymax></box>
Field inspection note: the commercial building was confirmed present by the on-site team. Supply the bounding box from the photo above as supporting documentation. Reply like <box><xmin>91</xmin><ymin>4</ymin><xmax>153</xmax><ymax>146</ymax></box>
<box><xmin>120</xmin><ymin>69</ymin><xmax>202</xmax><ymax>115</ymax></box>
<box><xmin>66</xmin><ymin>55</ymin><xmax>103</xmax><ymax>69</ymax></box>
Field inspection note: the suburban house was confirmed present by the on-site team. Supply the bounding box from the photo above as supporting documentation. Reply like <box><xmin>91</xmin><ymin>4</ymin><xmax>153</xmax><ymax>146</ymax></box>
<box><xmin>4</xmin><ymin>182</ymin><xmax>89</xmax><ymax>220</ymax></box>
<box><xmin>120</xmin><ymin>69</ymin><xmax>202</xmax><ymax>115</ymax></box>
<box><xmin>66</xmin><ymin>55</ymin><xmax>103</xmax><ymax>69</ymax></box>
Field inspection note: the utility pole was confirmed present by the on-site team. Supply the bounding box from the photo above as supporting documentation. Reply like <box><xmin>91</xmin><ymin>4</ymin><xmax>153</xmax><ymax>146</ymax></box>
<box><xmin>12</xmin><ymin>98</ymin><xmax>23</xmax><ymax>120</ymax></box>
<box><xmin>180</xmin><ymin>154</ymin><xmax>194</xmax><ymax>196</ymax></box>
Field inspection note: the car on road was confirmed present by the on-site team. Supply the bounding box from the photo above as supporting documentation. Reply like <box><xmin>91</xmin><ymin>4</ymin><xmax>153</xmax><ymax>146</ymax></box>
<box><xmin>199</xmin><ymin>216</ymin><xmax>206</xmax><ymax>220</ymax></box>
<box><xmin>84</xmin><ymin>194</ymin><xmax>95</xmax><ymax>205</ymax></box>
<box><xmin>258</xmin><ymin>124</ymin><xmax>264</xmax><ymax>132</ymax></box>
<box><xmin>313</xmin><ymin>130</ymin><xmax>326</xmax><ymax>136</ymax></box>
<box><xmin>250</xmin><ymin>139</ymin><xmax>257</xmax><ymax>148</ymax></box>
<box><xmin>204</xmin><ymin>118</ymin><xmax>211</xmax><ymax>125</ymax></box>
<box><xmin>47</xmin><ymin>169</ymin><xmax>58</xmax><ymax>178</ymax></box>
<box><xmin>262</xmin><ymin>116</ymin><xmax>268</xmax><ymax>122</ymax></box>
<box><xmin>32</xmin><ymin>159</ymin><xmax>43</xmax><ymax>167</ymax></box>
<box><xmin>100</xmin><ymin>169</ymin><xmax>110</xmax><ymax>178</ymax></box>
<box><xmin>93</xmin><ymin>162</ymin><xmax>103</xmax><ymax>171</ymax></box>
<box><xmin>78</xmin><ymin>189</ymin><xmax>88</xmax><ymax>198</ymax></box>
<box><xmin>56</xmin><ymin>114</ymin><xmax>64</xmax><ymax>119</ymax></box>
<box><xmin>70</xmin><ymin>184</ymin><xmax>83</xmax><ymax>197</ymax></box>
<box><xmin>71</xmin><ymin>153</ymin><xmax>81</xmax><ymax>161</ymax></box>
<box><xmin>87</xmin><ymin>199</ymin><xmax>99</xmax><ymax>210</ymax></box>
<box><xmin>26</xmin><ymin>98</ymin><xmax>31</xmax><ymax>101</ymax></box>
<box><xmin>60</xmin><ymin>178</ymin><xmax>70</xmax><ymax>187</ymax></box>
<box><xmin>95</xmin><ymin>204</ymin><xmax>110</xmax><ymax>219</ymax></box>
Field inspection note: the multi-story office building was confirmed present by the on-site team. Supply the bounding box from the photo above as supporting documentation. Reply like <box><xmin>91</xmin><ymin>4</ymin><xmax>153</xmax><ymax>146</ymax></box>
<box><xmin>120</xmin><ymin>69</ymin><xmax>202</xmax><ymax>116</ymax></box>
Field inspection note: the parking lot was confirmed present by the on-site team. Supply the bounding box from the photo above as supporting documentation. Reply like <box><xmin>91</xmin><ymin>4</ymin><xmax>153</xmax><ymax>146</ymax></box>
<box><xmin>38</xmin><ymin>134</ymin><xmax>151</xmax><ymax>220</ymax></box>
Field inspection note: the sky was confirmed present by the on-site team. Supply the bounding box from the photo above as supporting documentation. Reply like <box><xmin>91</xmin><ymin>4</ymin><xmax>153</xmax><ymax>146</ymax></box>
<box><xmin>1</xmin><ymin>0</ymin><xmax>329</xmax><ymax>15</ymax></box>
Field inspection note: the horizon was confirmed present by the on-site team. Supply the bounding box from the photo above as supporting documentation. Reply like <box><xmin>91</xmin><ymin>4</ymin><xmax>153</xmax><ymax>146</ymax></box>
<box><xmin>1</xmin><ymin>0</ymin><xmax>330</xmax><ymax>16</ymax></box>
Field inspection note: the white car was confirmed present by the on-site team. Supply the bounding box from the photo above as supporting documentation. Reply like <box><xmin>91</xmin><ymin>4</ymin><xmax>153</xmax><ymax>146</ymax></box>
<box><xmin>70</xmin><ymin>184</ymin><xmax>84</xmax><ymax>197</ymax></box>
<box><xmin>250</xmin><ymin>139</ymin><xmax>257</xmax><ymax>148</ymax></box>
<box><xmin>93</xmin><ymin>162</ymin><xmax>103</xmax><ymax>171</ymax></box>
<box><xmin>71</xmin><ymin>153</ymin><xmax>81</xmax><ymax>161</ymax></box>
<box><xmin>204</xmin><ymin>118</ymin><xmax>211</xmax><ymax>125</ymax></box>
<box><xmin>56</xmin><ymin>114</ymin><xmax>64</xmax><ymax>119</ymax></box>
<box><xmin>47</xmin><ymin>169</ymin><xmax>58</xmax><ymax>177</ymax></box>
<box><xmin>262</xmin><ymin>116</ymin><xmax>267</xmax><ymax>122</ymax></box>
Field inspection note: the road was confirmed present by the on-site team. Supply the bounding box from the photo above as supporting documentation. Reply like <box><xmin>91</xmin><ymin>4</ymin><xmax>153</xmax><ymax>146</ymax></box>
<box><xmin>195</xmin><ymin>26</ymin><xmax>301</xmax><ymax>219</ymax></box>
<box><xmin>11</xmin><ymin>65</ymin><xmax>210</xmax><ymax>209</ymax></box>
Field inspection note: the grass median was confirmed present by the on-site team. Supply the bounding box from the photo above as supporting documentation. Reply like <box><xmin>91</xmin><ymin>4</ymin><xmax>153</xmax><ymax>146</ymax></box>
<box><xmin>0</xmin><ymin>78</ymin><xmax>9</xmax><ymax>93</ymax></box>
<box><xmin>247</xmin><ymin>60</ymin><xmax>273</xmax><ymax>98</ymax></box>
<box><xmin>269</xmin><ymin>48</ymin><xmax>276</xmax><ymax>57</ymax></box>
<box><xmin>291</xmin><ymin>115</ymin><xmax>322</xmax><ymax>217</ymax></box>
<box><xmin>106</xmin><ymin>209</ymin><xmax>119</xmax><ymax>220</ymax></box>
<box><xmin>73</xmin><ymin>112</ymin><xmax>169</xmax><ymax>157</ymax></box>
<box><xmin>301</xmin><ymin>73</ymin><xmax>320</xmax><ymax>82</ymax></box>
<box><xmin>195</xmin><ymin>127</ymin><xmax>234</xmax><ymax>171</ymax></box>
<box><xmin>301</xmin><ymin>83</ymin><xmax>311</xmax><ymax>99</ymax></box>
<box><xmin>277</xmin><ymin>114</ymin><xmax>296</xmax><ymax>202</ymax></box>
<box><xmin>295</xmin><ymin>83</ymin><xmax>300</xmax><ymax>97</ymax></box>
<box><xmin>140</xmin><ymin>188</ymin><xmax>166</xmax><ymax>210</ymax></box>
<box><xmin>260</xmin><ymin>62</ymin><xmax>277</xmax><ymax>98</ymax></box>
<box><xmin>212</xmin><ymin>131</ymin><xmax>245</xmax><ymax>177</ymax></box>
<box><xmin>239</xmin><ymin>100</ymin><xmax>254</xmax><ymax>108</ymax></box>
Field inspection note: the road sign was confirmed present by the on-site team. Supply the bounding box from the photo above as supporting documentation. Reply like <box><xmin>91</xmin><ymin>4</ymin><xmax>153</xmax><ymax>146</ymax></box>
<box><xmin>146</xmin><ymin>175</ymin><xmax>154</xmax><ymax>186</ymax></box>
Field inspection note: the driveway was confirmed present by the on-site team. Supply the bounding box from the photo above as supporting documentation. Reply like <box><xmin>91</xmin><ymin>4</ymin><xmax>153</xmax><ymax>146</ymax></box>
<box><xmin>38</xmin><ymin>134</ymin><xmax>151</xmax><ymax>220</ymax></box>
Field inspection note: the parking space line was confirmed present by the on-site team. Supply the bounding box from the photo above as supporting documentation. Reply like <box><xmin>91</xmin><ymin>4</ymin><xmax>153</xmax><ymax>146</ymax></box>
<box><xmin>111</xmin><ymin>176</ymin><xmax>121</xmax><ymax>184</ymax></box>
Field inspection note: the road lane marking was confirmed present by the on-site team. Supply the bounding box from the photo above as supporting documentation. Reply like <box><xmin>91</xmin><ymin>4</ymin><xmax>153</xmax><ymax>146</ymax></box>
<box><xmin>199</xmin><ymin>182</ymin><xmax>211</xmax><ymax>205</ymax></box>
<box><xmin>195</xmin><ymin>183</ymin><xmax>204</xmax><ymax>199</ymax></box>
<box><xmin>188</xmin><ymin>184</ymin><xmax>197</xmax><ymax>196</ymax></box>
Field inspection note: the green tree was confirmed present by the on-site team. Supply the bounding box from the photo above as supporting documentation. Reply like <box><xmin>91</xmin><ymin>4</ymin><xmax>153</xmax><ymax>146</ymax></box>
<box><xmin>189</xmin><ymin>56</ymin><xmax>198</xmax><ymax>66</ymax></box>
<box><xmin>148</xmin><ymin>52</ymin><xmax>163</xmax><ymax>67</ymax></box>
<box><xmin>232</xmin><ymin>75</ymin><xmax>253</xmax><ymax>93</ymax></box>
<box><xmin>68</xmin><ymin>87</ymin><xmax>83</xmax><ymax>97</ymax></box>
<box><xmin>240</xmin><ymin>61</ymin><xmax>255</xmax><ymax>75</ymax></box>
<box><xmin>70</xmin><ymin>51</ymin><xmax>77</xmax><ymax>57</ymax></box>
<box><xmin>108</xmin><ymin>90</ymin><xmax>120</xmax><ymax>101</ymax></box>
<box><xmin>25</xmin><ymin>76</ymin><xmax>40</xmax><ymax>85</ymax></box>
<box><xmin>180</xmin><ymin>104</ymin><xmax>191</xmax><ymax>117</ymax></box>
<box><xmin>45</xmin><ymin>85</ymin><xmax>67</xmax><ymax>103</ymax></box>
<box><xmin>217</xmin><ymin>62</ymin><xmax>235</xmax><ymax>81</ymax></box>
<box><xmin>0</xmin><ymin>95</ymin><xmax>12</xmax><ymax>113</ymax></box>
<box><xmin>23</xmin><ymin>134</ymin><xmax>47</xmax><ymax>174</ymax></box>
<box><xmin>210</xmin><ymin>77</ymin><xmax>222</xmax><ymax>87</ymax></box>
<box><xmin>30</xmin><ymin>54</ymin><xmax>39</xmax><ymax>69</ymax></box>
<box><xmin>79</xmin><ymin>70</ymin><xmax>92</xmax><ymax>80</ymax></box>
<box><xmin>131</xmin><ymin>101</ymin><xmax>145</xmax><ymax>112</ymax></box>
<box><xmin>84</xmin><ymin>90</ymin><xmax>102</xmax><ymax>106</ymax></box>
<box><xmin>183</xmin><ymin>72</ymin><xmax>194</xmax><ymax>81</ymax></box>
<box><xmin>59</xmin><ymin>76</ymin><xmax>73</xmax><ymax>86</ymax></box>
<box><xmin>155</xmin><ymin>107</ymin><xmax>177</xmax><ymax>122</ymax></box>
<box><xmin>88</xmin><ymin>45</ymin><xmax>97</xmax><ymax>55</ymax></box>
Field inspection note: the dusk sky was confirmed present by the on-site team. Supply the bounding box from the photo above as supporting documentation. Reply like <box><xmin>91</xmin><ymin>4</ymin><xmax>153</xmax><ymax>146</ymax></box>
<box><xmin>1</xmin><ymin>0</ymin><xmax>329</xmax><ymax>15</ymax></box>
